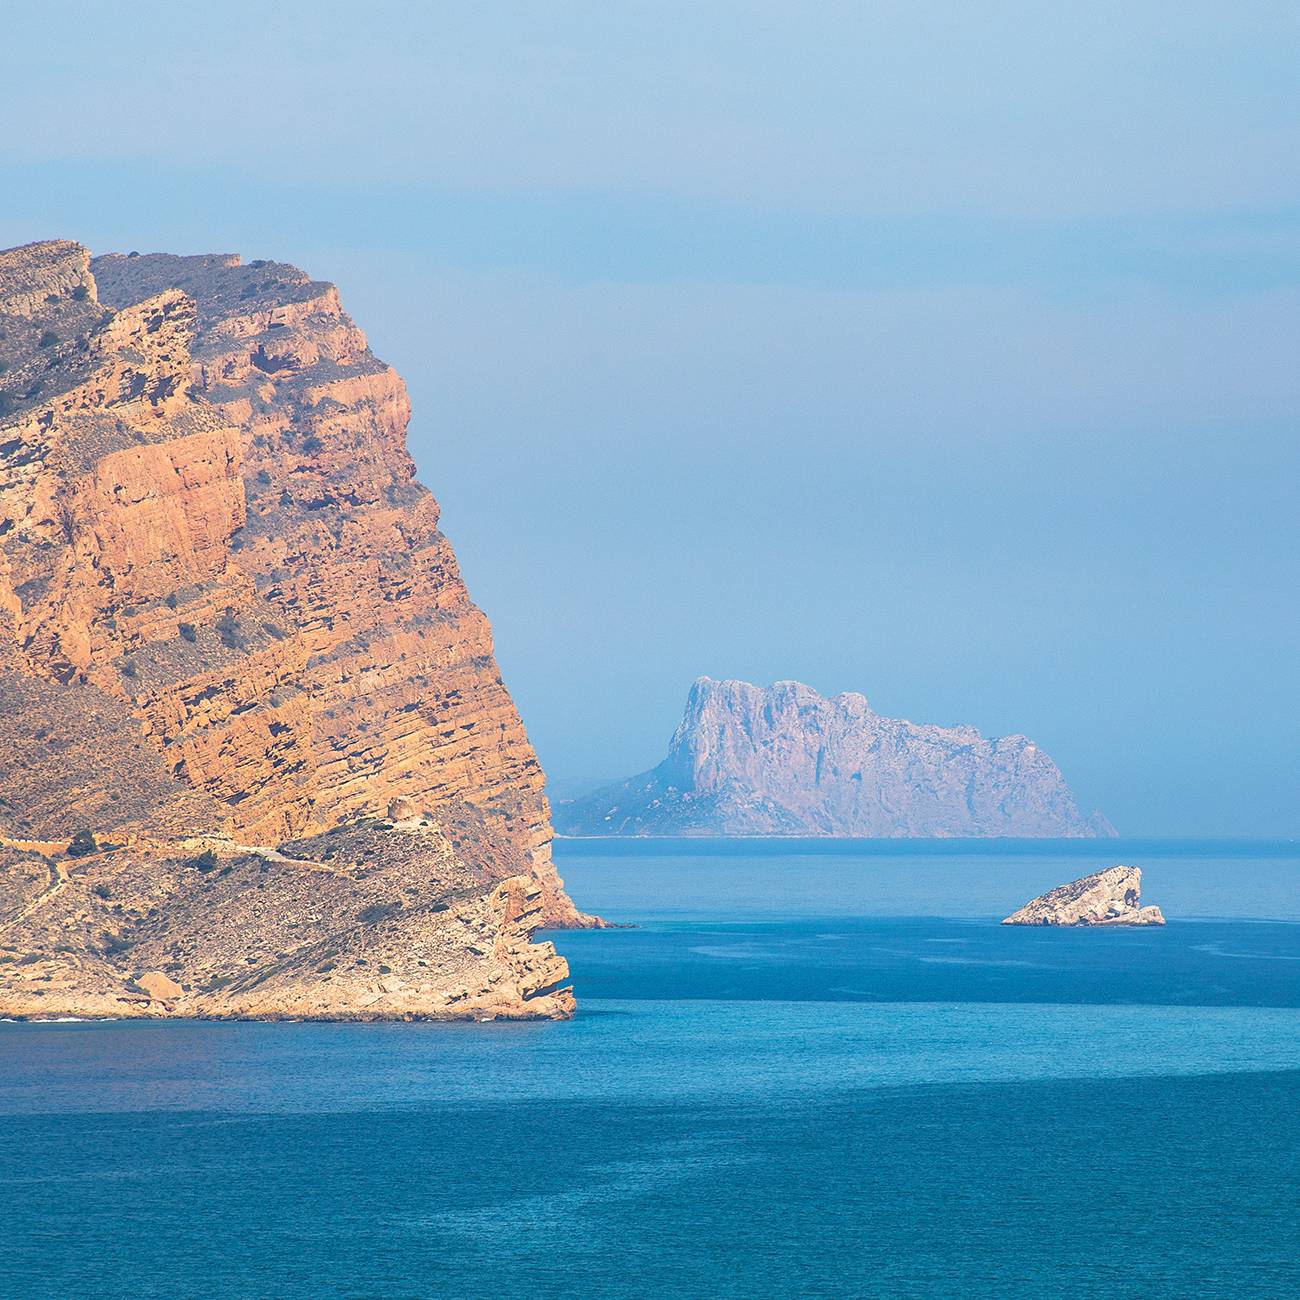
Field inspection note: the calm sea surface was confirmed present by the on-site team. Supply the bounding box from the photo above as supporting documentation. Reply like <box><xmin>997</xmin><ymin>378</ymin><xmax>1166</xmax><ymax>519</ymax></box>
<box><xmin>2</xmin><ymin>838</ymin><xmax>1298</xmax><ymax>1298</ymax></box>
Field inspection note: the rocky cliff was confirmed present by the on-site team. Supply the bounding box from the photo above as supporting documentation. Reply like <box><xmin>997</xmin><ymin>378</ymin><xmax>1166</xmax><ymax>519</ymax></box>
<box><xmin>0</xmin><ymin>239</ymin><xmax>593</xmax><ymax>1021</ymax></box>
<box><xmin>556</xmin><ymin>677</ymin><xmax>1112</xmax><ymax>838</ymax></box>
<box><xmin>1002</xmin><ymin>865</ymin><xmax>1165</xmax><ymax>925</ymax></box>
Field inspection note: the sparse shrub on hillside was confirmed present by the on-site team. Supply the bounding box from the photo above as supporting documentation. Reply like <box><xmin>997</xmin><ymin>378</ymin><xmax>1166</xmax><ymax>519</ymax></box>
<box><xmin>178</xmin><ymin>622</ymin><xmax>197</xmax><ymax>643</ymax></box>
<box><xmin>191</xmin><ymin>849</ymin><xmax>219</xmax><ymax>873</ymax></box>
<box><xmin>164</xmin><ymin>592</ymin><xmax>179</xmax><ymax>609</ymax></box>
<box><xmin>92</xmin><ymin>883</ymin><xmax>111</xmax><ymax>900</ymax></box>
<box><xmin>72</xmin><ymin>285</ymin><xmax>90</xmax><ymax>301</ymax></box>
<box><xmin>358</xmin><ymin>901</ymin><xmax>402</xmax><ymax>925</ymax></box>
<box><xmin>67</xmin><ymin>829</ymin><xmax>98</xmax><ymax>858</ymax></box>
<box><xmin>37</xmin><ymin>330</ymin><xmax>59</xmax><ymax>349</ymax></box>
<box><xmin>216</xmin><ymin>609</ymin><xmax>244</xmax><ymax>649</ymax></box>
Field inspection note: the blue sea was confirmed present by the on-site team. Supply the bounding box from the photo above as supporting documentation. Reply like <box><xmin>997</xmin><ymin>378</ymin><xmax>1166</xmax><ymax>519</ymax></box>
<box><xmin>2</xmin><ymin>838</ymin><xmax>1298</xmax><ymax>1298</ymax></box>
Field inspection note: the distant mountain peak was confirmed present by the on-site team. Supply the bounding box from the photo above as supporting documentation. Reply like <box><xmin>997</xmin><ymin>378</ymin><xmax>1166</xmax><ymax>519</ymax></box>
<box><xmin>556</xmin><ymin>677</ymin><xmax>1112</xmax><ymax>839</ymax></box>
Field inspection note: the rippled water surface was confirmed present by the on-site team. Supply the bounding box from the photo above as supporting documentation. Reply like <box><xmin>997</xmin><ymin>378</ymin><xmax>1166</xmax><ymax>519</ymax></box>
<box><xmin>2</xmin><ymin>839</ymin><xmax>1297</xmax><ymax>1298</ymax></box>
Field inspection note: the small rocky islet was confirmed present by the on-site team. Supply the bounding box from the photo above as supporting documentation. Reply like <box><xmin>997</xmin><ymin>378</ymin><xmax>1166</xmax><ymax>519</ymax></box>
<box><xmin>1002</xmin><ymin>865</ymin><xmax>1166</xmax><ymax>926</ymax></box>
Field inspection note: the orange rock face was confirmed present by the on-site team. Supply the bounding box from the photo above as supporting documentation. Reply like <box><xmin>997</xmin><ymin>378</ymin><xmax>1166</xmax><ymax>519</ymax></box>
<box><xmin>0</xmin><ymin>239</ymin><xmax>596</xmax><ymax>1021</ymax></box>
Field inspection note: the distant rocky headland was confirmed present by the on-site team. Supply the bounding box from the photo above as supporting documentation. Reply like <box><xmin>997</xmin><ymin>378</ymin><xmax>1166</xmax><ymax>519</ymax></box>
<box><xmin>555</xmin><ymin>677</ymin><xmax>1113</xmax><ymax>839</ymax></box>
<box><xmin>1003</xmin><ymin>865</ymin><xmax>1164</xmax><ymax>926</ymax></box>
<box><xmin>0</xmin><ymin>239</ymin><xmax>596</xmax><ymax>1022</ymax></box>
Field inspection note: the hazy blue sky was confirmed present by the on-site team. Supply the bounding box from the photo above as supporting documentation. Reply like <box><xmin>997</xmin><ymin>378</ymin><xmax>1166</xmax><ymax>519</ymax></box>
<box><xmin>3</xmin><ymin>2</ymin><xmax>1298</xmax><ymax>834</ymax></box>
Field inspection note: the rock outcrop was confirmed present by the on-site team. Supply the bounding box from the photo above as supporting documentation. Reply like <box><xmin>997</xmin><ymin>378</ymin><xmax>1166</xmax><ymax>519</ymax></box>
<box><xmin>555</xmin><ymin>677</ymin><xmax>1112</xmax><ymax>838</ymax></box>
<box><xmin>0</xmin><ymin>238</ymin><xmax>594</xmax><ymax>1021</ymax></box>
<box><xmin>1002</xmin><ymin>865</ymin><xmax>1165</xmax><ymax>926</ymax></box>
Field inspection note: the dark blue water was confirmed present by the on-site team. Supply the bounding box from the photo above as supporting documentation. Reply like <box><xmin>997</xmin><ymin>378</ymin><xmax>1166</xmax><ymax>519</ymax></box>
<box><xmin>563</xmin><ymin>916</ymin><xmax>1300</xmax><ymax>1006</ymax></box>
<box><xmin>2</xmin><ymin>839</ymin><xmax>1298</xmax><ymax>1297</ymax></box>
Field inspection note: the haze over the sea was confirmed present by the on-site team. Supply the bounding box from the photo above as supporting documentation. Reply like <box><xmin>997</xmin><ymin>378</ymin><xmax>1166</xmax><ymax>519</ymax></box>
<box><xmin>4</xmin><ymin>1</ymin><xmax>1297</xmax><ymax>835</ymax></box>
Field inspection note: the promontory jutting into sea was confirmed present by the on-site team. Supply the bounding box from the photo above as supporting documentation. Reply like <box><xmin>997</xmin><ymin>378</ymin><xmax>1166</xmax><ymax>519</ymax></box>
<box><xmin>0</xmin><ymin>240</ymin><xmax>594</xmax><ymax>1023</ymax></box>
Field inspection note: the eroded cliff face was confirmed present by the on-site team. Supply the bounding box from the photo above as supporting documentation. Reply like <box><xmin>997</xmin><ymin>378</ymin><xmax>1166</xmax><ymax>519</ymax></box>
<box><xmin>556</xmin><ymin>677</ymin><xmax>1112</xmax><ymax>838</ymax></box>
<box><xmin>0</xmin><ymin>238</ymin><xmax>592</xmax><ymax>1021</ymax></box>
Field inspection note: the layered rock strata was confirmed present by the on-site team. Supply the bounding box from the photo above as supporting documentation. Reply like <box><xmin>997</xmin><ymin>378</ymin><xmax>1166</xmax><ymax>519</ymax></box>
<box><xmin>1002</xmin><ymin>865</ymin><xmax>1165</xmax><ymax>926</ymax></box>
<box><xmin>0</xmin><ymin>238</ymin><xmax>592</xmax><ymax>1021</ymax></box>
<box><xmin>556</xmin><ymin>677</ymin><xmax>1112</xmax><ymax>838</ymax></box>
